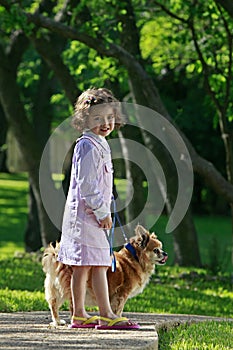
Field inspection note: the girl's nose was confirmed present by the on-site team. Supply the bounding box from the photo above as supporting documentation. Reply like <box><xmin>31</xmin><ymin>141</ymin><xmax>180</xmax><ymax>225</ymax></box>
<box><xmin>101</xmin><ymin>117</ymin><xmax>108</xmax><ymax>125</ymax></box>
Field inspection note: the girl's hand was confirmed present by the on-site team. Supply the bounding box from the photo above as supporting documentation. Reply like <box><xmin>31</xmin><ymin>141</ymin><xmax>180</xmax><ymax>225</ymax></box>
<box><xmin>99</xmin><ymin>215</ymin><xmax>112</xmax><ymax>229</ymax></box>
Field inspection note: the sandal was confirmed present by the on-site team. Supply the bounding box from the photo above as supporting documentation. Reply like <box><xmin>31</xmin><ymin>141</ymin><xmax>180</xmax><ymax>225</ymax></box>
<box><xmin>68</xmin><ymin>315</ymin><xmax>99</xmax><ymax>329</ymax></box>
<box><xmin>95</xmin><ymin>316</ymin><xmax>140</xmax><ymax>330</ymax></box>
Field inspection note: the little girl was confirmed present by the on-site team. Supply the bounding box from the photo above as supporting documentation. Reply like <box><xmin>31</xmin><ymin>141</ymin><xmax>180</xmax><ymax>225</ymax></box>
<box><xmin>57</xmin><ymin>88</ymin><xmax>139</xmax><ymax>330</ymax></box>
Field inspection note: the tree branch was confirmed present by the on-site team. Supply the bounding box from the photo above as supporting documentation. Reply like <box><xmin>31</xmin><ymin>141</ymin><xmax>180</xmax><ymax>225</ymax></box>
<box><xmin>31</xmin><ymin>35</ymin><xmax>80</xmax><ymax>104</ymax></box>
<box><xmin>216</xmin><ymin>2</ymin><xmax>233</xmax><ymax>112</ymax></box>
<box><xmin>7</xmin><ymin>30</ymin><xmax>29</xmax><ymax>69</ymax></box>
<box><xmin>23</xmin><ymin>11</ymin><xmax>233</xmax><ymax>203</ymax></box>
<box><xmin>152</xmin><ymin>0</ymin><xmax>189</xmax><ymax>23</ymax></box>
<box><xmin>188</xmin><ymin>20</ymin><xmax>223</xmax><ymax>113</ymax></box>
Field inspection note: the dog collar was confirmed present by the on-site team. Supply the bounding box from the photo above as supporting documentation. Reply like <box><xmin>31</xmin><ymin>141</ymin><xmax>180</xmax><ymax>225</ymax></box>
<box><xmin>125</xmin><ymin>243</ymin><xmax>139</xmax><ymax>262</ymax></box>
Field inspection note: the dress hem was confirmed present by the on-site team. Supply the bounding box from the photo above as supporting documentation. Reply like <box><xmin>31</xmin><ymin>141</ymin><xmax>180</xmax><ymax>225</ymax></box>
<box><xmin>57</xmin><ymin>257</ymin><xmax>111</xmax><ymax>267</ymax></box>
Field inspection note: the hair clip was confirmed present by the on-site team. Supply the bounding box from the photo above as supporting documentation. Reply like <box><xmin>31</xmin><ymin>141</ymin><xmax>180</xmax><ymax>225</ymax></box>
<box><xmin>84</xmin><ymin>97</ymin><xmax>97</xmax><ymax>105</ymax></box>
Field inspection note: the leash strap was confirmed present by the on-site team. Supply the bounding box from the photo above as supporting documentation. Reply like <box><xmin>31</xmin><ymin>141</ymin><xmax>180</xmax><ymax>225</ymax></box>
<box><xmin>104</xmin><ymin>226</ymin><xmax>116</xmax><ymax>272</ymax></box>
<box><xmin>110</xmin><ymin>199</ymin><xmax>116</xmax><ymax>272</ymax></box>
<box><xmin>112</xmin><ymin>198</ymin><xmax>128</xmax><ymax>243</ymax></box>
<box><xmin>108</xmin><ymin>197</ymin><xmax>129</xmax><ymax>272</ymax></box>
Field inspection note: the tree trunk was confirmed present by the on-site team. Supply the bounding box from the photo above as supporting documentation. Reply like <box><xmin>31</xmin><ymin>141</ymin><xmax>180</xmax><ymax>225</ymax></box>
<box><xmin>0</xmin><ymin>104</ymin><xmax>8</xmax><ymax>172</ymax></box>
<box><xmin>118</xmin><ymin>128</ymin><xmax>146</xmax><ymax>229</ymax></box>
<box><xmin>0</xmin><ymin>42</ymin><xmax>59</xmax><ymax>247</ymax></box>
<box><xmin>24</xmin><ymin>59</ymin><xmax>57</xmax><ymax>251</ymax></box>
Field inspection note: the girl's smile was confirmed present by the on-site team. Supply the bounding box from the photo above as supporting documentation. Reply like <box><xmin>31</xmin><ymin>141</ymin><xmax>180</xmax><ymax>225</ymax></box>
<box><xmin>88</xmin><ymin>106</ymin><xmax>115</xmax><ymax>137</ymax></box>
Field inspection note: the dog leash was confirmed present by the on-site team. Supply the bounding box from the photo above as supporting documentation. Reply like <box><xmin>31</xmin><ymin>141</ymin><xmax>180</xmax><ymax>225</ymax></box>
<box><xmin>111</xmin><ymin>200</ymin><xmax>140</xmax><ymax>264</ymax></box>
<box><xmin>107</xmin><ymin>198</ymin><xmax>140</xmax><ymax>271</ymax></box>
<box><xmin>108</xmin><ymin>197</ymin><xmax>129</xmax><ymax>272</ymax></box>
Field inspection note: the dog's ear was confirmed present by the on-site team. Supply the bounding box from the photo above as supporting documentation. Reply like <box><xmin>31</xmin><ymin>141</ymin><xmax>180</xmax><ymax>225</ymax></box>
<box><xmin>135</xmin><ymin>224</ymin><xmax>147</xmax><ymax>236</ymax></box>
<box><xmin>150</xmin><ymin>232</ymin><xmax>157</xmax><ymax>239</ymax></box>
<box><xmin>51</xmin><ymin>241</ymin><xmax>57</xmax><ymax>249</ymax></box>
<box><xmin>135</xmin><ymin>225</ymin><xmax>150</xmax><ymax>249</ymax></box>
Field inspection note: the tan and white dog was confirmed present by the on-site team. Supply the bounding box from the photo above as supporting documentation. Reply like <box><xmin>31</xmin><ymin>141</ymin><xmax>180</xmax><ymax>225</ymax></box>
<box><xmin>42</xmin><ymin>224</ymin><xmax>168</xmax><ymax>326</ymax></box>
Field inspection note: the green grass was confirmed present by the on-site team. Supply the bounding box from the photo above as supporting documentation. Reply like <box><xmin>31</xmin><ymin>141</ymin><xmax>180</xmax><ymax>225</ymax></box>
<box><xmin>0</xmin><ymin>255</ymin><xmax>232</xmax><ymax>318</ymax></box>
<box><xmin>0</xmin><ymin>173</ymin><xmax>28</xmax><ymax>257</ymax></box>
<box><xmin>158</xmin><ymin>321</ymin><xmax>233</xmax><ymax>350</ymax></box>
<box><xmin>0</xmin><ymin>173</ymin><xmax>232</xmax><ymax>349</ymax></box>
<box><xmin>124</xmin><ymin>266</ymin><xmax>233</xmax><ymax>318</ymax></box>
<box><xmin>0</xmin><ymin>254</ymin><xmax>47</xmax><ymax>312</ymax></box>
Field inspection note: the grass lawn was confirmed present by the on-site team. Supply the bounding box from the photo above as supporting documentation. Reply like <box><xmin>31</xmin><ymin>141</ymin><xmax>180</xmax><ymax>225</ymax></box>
<box><xmin>0</xmin><ymin>173</ymin><xmax>232</xmax><ymax>349</ymax></box>
<box><xmin>0</xmin><ymin>173</ymin><xmax>28</xmax><ymax>257</ymax></box>
<box><xmin>158</xmin><ymin>321</ymin><xmax>233</xmax><ymax>350</ymax></box>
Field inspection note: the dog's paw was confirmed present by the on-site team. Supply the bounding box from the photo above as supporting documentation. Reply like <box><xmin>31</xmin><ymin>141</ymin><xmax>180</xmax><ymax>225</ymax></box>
<box><xmin>49</xmin><ymin>322</ymin><xmax>58</xmax><ymax>328</ymax></box>
<box><xmin>49</xmin><ymin>319</ymin><xmax>66</xmax><ymax>328</ymax></box>
<box><xmin>59</xmin><ymin>319</ymin><xmax>67</xmax><ymax>326</ymax></box>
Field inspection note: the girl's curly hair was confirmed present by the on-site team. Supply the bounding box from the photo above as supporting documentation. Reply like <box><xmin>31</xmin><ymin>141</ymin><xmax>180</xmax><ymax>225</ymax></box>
<box><xmin>72</xmin><ymin>87</ymin><xmax>125</xmax><ymax>132</ymax></box>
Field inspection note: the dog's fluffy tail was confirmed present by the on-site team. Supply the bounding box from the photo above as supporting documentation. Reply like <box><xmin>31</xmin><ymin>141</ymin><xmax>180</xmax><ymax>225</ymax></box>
<box><xmin>42</xmin><ymin>242</ymin><xmax>72</xmax><ymax>308</ymax></box>
<box><xmin>42</xmin><ymin>242</ymin><xmax>72</xmax><ymax>293</ymax></box>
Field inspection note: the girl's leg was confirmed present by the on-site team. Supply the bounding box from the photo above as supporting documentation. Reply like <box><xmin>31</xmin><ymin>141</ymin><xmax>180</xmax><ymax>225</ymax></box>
<box><xmin>91</xmin><ymin>266</ymin><xmax>115</xmax><ymax>318</ymax></box>
<box><xmin>71</xmin><ymin>266</ymin><xmax>91</xmax><ymax>322</ymax></box>
<box><xmin>92</xmin><ymin>266</ymin><xmax>139</xmax><ymax>328</ymax></box>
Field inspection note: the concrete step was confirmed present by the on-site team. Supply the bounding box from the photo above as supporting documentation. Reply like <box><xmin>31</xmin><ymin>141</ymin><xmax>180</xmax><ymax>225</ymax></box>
<box><xmin>0</xmin><ymin>311</ymin><xmax>232</xmax><ymax>350</ymax></box>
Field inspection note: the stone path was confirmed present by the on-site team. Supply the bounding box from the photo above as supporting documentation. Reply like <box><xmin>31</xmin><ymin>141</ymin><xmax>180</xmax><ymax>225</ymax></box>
<box><xmin>0</xmin><ymin>312</ymin><xmax>232</xmax><ymax>350</ymax></box>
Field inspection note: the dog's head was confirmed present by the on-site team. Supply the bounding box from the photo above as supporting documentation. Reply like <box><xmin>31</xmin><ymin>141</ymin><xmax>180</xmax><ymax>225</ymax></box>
<box><xmin>130</xmin><ymin>224</ymin><xmax>168</xmax><ymax>266</ymax></box>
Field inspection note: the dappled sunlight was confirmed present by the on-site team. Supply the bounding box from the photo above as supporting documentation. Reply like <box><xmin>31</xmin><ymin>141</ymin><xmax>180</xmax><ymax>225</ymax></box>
<box><xmin>124</xmin><ymin>267</ymin><xmax>233</xmax><ymax>318</ymax></box>
<box><xmin>0</xmin><ymin>242</ymin><xmax>24</xmax><ymax>259</ymax></box>
<box><xmin>0</xmin><ymin>289</ymin><xmax>47</xmax><ymax>312</ymax></box>
<box><xmin>0</xmin><ymin>173</ymin><xmax>28</xmax><ymax>247</ymax></box>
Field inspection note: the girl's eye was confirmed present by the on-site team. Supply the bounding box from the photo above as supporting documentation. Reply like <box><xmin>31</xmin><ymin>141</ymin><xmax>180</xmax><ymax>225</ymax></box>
<box><xmin>92</xmin><ymin>115</ymin><xmax>114</xmax><ymax>124</ymax></box>
<box><xmin>94</xmin><ymin>116</ymin><xmax>101</xmax><ymax>122</ymax></box>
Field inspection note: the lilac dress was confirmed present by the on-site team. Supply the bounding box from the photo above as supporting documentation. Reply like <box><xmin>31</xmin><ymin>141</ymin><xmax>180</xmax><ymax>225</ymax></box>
<box><xmin>57</xmin><ymin>131</ymin><xmax>113</xmax><ymax>266</ymax></box>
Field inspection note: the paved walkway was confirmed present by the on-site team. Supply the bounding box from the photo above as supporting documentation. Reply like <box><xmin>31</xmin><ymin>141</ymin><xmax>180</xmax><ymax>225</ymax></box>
<box><xmin>0</xmin><ymin>312</ymin><xmax>232</xmax><ymax>350</ymax></box>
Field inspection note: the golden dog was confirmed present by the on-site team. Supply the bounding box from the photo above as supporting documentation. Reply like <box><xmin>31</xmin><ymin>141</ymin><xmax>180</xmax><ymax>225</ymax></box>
<box><xmin>42</xmin><ymin>224</ymin><xmax>168</xmax><ymax>326</ymax></box>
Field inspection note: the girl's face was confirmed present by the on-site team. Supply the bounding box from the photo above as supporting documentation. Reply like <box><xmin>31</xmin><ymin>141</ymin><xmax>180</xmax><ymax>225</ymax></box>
<box><xmin>87</xmin><ymin>105</ymin><xmax>115</xmax><ymax>137</ymax></box>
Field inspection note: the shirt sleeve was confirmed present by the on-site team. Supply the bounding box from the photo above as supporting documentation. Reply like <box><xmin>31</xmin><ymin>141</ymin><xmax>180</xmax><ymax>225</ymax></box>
<box><xmin>75</xmin><ymin>139</ymin><xmax>110</xmax><ymax>221</ymax></box>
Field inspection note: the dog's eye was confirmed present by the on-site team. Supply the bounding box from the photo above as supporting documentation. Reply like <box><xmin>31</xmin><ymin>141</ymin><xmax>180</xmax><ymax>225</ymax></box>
<box><xmin>153</xmin><ymin>248</ymin><xmax>160</xmax><ymax>254</ymax></box>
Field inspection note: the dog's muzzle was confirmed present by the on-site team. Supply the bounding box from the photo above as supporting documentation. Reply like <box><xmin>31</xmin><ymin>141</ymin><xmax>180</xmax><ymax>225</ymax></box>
<box><xmin>158</xmin><ymin>251</ymin><xmax>168</xmax><ymax>264</ymax></box>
